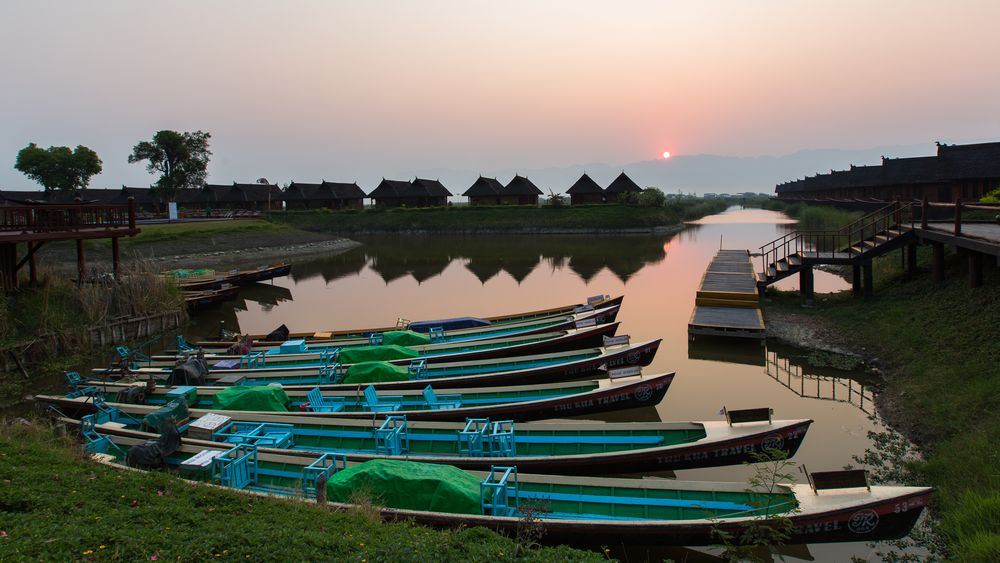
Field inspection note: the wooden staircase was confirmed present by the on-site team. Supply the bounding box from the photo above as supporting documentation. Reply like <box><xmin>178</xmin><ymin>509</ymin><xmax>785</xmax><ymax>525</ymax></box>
<box><xmin>758</xmin><ymin>202</ymin><xmax>917</xmax><ymax>288</ymax></box>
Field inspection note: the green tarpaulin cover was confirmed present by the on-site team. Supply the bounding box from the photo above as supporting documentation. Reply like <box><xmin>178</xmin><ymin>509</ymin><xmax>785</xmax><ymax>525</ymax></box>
<box><xmin>342</xmin><ymin>361</ymin><xmax>410</xmax><ymax>384</ymax></box>
<box><xmin>142</xmin><ymin>399</ymin><xmax>189</xmax><ymax>431</ymax></box>
<box><xmin>166</xmin><ymin>268</ymin><xmax>214</xmax><ymax>278</ymax></box>
<box><xmin>326</xmin><ymin>459</ymin><xmax>482</xmax><ymax>515</ymax></box>
<box><xmin>381</xmin><ymin>330</ymin><xmax>431</xmax><ymax>346</ymax></box>
<box><xmin>211</xmin><ymin>385</ymin><xmax>290</xmax><ymax>412</ymax></box>
<box><xmin>338</xmin><ymin>345</ymin><xmax>420</xmax><ymax>364</ymax></box>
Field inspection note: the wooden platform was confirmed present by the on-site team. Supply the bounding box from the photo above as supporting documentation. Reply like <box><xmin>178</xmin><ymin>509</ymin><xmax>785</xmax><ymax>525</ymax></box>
<box><xmin>689</xmin><ymin>250</ymin><xmax>765</xmax><ymax>340</ymax></box>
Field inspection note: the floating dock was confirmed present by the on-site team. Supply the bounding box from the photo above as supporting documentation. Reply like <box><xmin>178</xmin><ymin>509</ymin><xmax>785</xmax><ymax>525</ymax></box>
<box><xmin>688</xmin><ymin>250</ymin><xmax>765</xmax><ymax>340</ymax></box>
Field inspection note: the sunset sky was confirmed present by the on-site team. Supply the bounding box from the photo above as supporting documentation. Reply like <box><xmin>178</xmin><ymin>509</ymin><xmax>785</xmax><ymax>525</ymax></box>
<box><xmin>2</xmin><ymin>1</ymin><xmax>999</xmax><ymax>190</ymax></box>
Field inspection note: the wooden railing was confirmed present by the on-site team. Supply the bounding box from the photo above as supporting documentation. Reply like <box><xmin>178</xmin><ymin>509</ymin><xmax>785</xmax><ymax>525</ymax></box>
<box><xmin>0</xmin><ymin>198</ymin><xmax>136</xmax><ymax>234</ymax></box>
<box><xmin>759</xmin><ymin>201</ymin><xmax>915</xmax><ymax>275</ymax></box>
<box><xmin>913</xmin><ymin>197</ymin><xmax>1000</xmax><ymax>236</ymax></box>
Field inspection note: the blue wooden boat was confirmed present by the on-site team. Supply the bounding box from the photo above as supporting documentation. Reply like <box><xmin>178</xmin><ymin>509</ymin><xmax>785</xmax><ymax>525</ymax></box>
<box><xmin>77</xmin><ymin>424</ymin><xmax>931</xmax><ymax>546</ymax></box>
<box><xmin>47</xmin><ymin>371</ymin><xmax>674</xmax><ymax>422</ymax></box>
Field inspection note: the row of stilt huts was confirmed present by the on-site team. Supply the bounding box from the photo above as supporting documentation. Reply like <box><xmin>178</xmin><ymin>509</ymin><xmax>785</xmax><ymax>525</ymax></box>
<box><xmin>0</xmin><ymin>172</ymin><xmax>643</xmax><ymax>213</ymax></box>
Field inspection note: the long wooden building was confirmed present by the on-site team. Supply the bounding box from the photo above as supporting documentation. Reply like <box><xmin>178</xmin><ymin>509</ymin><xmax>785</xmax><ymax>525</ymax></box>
<box><xmin>369</xmin><ymin>178</ymin><xmax>451</xmax><ymax>207</ymax></box>
<box><xmin>284</xmin><ymin>181</ymin><xmax>365</xmax><ymax>209</ymax></box>
<box><xmin>776</xmin><ymin>141</ymin><xmax>1000</xmax><ymax>202</ymax></box>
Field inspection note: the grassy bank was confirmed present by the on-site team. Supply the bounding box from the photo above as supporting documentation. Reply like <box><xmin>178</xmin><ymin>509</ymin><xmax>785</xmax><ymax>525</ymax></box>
<box><xmin>272</xmin><ymin>200</ymin><xmax>729</xmax><ymax>234</ymax></box>
<box><xmin>88</xmin><ymin>219</ymin><xmax>297</xmax><ymax>250</ymax></box>
<box><xmin>0</xmin><ymin>421</ymin><xmax>601</xmax><ymax>562</ymax></box>
<box><xmin>755</xmin><ymin>199</ymin><xmax>863</xmax><ymax>230</ymax></box>
<box><xmin>765</xmin><ymin>248</ymin><xmax>1000</xmax><ymax>560</ymax></box>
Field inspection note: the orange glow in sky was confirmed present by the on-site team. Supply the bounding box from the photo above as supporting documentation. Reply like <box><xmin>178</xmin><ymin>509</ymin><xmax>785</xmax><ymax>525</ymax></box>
<box><xmin>662</xmin><ymin>151</ymin><xmax>671</xmax><ymax>159</ymax></box>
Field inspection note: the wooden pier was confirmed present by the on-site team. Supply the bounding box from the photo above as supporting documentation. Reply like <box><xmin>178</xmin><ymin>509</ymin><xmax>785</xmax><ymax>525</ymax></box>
<box><xmin>688</xmin><ymin>250</ymin><xmax>765</xmax><ymax>340</ymax></box>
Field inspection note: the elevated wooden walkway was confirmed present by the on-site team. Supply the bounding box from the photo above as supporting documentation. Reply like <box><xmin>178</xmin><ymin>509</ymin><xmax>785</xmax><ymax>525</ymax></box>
<box><xmin>688</xmin><ymin>250</ymin><xmax>765</xmax><ymax>340</ymax></box>
<box><xmin>0</xmin><ymin>199</ymin><xmax>140</xmax><ymax>289</ymax></box>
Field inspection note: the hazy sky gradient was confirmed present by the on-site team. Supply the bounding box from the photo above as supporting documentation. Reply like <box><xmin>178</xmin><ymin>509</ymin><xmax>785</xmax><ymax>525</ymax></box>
<box><xmin>3</xmin><ymin>1</ymin><xmax>999</xmax><ymax>189</ymax></box>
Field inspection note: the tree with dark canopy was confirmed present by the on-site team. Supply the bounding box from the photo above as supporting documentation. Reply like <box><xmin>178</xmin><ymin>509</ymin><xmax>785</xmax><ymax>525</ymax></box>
<box><xmin>128</xmin><ymin>130</ymin><xmax>212</xmax><ymax>200</ymax></box>
<box><xmin>14</xmin><ymin>143</ymin><xmax>103</xmax><ymax>192</ymax></box>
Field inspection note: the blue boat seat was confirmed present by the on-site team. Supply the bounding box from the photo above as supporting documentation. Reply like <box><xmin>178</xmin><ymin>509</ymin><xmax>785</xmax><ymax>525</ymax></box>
<box><xmin>301</xmin><ymin>452</ymin><xmax>347</xmax><ymax>498</ymax></box>
<box><xmin>457</xmin><ymin>418</ymin><xmax>492</xmax><ymax>457</ymax></box>
<box><xmin>422</xmin><ymin>385</ymin><xmax>461</xmax><ymax>410</ymax></box>
<box><xmin>212</xmin><ymin>444</ymin><xmax>258</xmax><ymax>489</ymax></box>
<box><xmin>80</xmin><ymin>413</ymin><xmax>125</xmax><ymax>456</ymax></box>
<box><xmin>373</xmin><ymin>416</ymin><xmax>409</xmax><ymax>455</ymax></box>
<box><xmin>487</xmin><ymin>421</ymin><xmax>516</xmax><ymax>457</ymax></box>
<box><xmin>240</xmin><ymin>351</ymin><xmax>266</xmax><ymax>369</ymax></box>
<box><xmin>428</xmin><ymin>327</ymin><xmax>446</xmax><ymax>342</ymax></box>
<box><xmin>213</xmin><ymin>422</ymin><xmax>294</xmax><ymax>449</ymax></box>
<box><xmin>408</xmin><ymin>359</ymin><xmax>428</xmax><ymax>380</ymax></box>
<box><xmin>367</xmin><ymin>332</ymin><xmax>384</xmax><ymax>346</ymax></box>
<box><xmin>176</xmin><ymin>335</ymin><xmax>197</xmax><ymax>353</ymax></box>
<box><xmin>363</xmin><ymin>385</ymin><xmax>402</xmax><ymax>412</ymax></box>
<box><xmin>65</xmin><ymin>371</ymin><xmax>85</xmax><ymax>390</ymax></box>
<box><xmin>480</xmin><ymin>466</ymin><xmax>519</xmax><ymax>516</ymax></box>
<box><xmin>306</xmin><ymin>387</ymin><xmax>345</xmax><ymax>413</ymax></box>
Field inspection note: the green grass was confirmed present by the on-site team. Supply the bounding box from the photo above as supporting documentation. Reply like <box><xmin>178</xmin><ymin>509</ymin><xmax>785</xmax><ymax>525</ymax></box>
<box><xmin>756</xmin><ymin>200</ymin><xmax>862</xmax><ymax>230</ymax></box>
<box><xmin>89</xmin><ymin>219</ymin><xmax>296</xmax><ymax>249</ymax></box>
<box><xmin>0</xmin><ymin>421</ymin><xmax>603</xmax><ymax>562</ymax></box>
<box><xmin>271</xmin><ymin>200</ymin><xmax>729</xmax><ymax>233</ymax></box>
<box><xmin>765</xmin><ymin>247</ymin><xmax>1000</xmax><ymax>560</ymax></box>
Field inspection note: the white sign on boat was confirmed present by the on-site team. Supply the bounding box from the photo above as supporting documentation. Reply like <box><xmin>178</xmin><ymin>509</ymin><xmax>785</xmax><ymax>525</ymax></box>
<box><xmin>608</xmin><ymin>366</ymin><xmax>643</xmax><ymax>379</ymax></box>
<box><xmin>181</xmin><ymin>449</ymin><xmax>224</xmax><ymax>468</ymax></box>
<box><xmin>587</xmin><ymin>294</ymin><xmax>608</xmax><ymax>305</ymax></box>
<box><xmin>603</xmin><ymin>335</ymin><xmax>630</xmax><ymax>347</ymax></box>
<box><xmin>575</xmin><ymin>318</ymin><xmax>597</xmax><ymax>329</ymax></box>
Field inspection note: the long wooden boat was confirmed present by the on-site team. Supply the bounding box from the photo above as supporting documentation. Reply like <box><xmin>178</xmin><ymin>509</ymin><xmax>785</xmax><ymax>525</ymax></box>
<box><xmin>154</xmin><ymin>319</ymin><xmax>622</xmax><ymax>368</ymax></box>
<box><xmin>164</xmin><ymin>263</ymin><xmax>292</xmax><ymax>291</ymax></box>
<box><xmin>84</xmin><ymin>442</ymin><xmax>932</xmax><ymax>546</ymax></box>
<box><xmin>192</xmin><ymin>294</ymin><xmax>624</xmax><ymax>349</ymax></box>
<box><xmin>94</xmin><ymin>339</ymin><xmax>663</xmax><ymax>388</ymax></box>
<box><xmin>42</xmin><ymin>372</ymin><xmax>674</xmax><ymax>422</ymax></box>
<box><xmin>55</xmin><ymin>406</ymin><xmax>812</xmax><ymax>474</ymax></box>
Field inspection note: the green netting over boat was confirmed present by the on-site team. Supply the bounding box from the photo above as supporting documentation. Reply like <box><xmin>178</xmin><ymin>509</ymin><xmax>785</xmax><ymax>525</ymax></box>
<box><xmin>166</xmin><ymin>268</ymin><xmax>214</xmax><ymax>278</ymax></box>
<box><xmin>381</xmin><ymin>330</ymin><xmax>431</xmax><ymax>346</ymax></box>
<box><xmin>142</xmin><ymin>399</ymin><xmax>189</xmax><ymax>431</ymax></box>
<box><xmin>342</xmin><ymin>362</ymin><xmax>409</xmax><ymax>384</ymax></box>
<box><xmin>210</xmin><ymin>386</ymin><xmax>290</xmax><ymax>412</ymax></box>
<box><xmin>326</xmin><ymin>459</ymin><xmax>482</xmax><ymax>515</ymax></box>
<box><xmin>338</xmin><ymin>345</ymin><xmax>420</xmax><ymax>364</ymax></box>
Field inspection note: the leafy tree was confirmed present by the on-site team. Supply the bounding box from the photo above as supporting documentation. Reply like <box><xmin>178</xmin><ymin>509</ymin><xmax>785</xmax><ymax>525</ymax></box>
<box><xmin>128</xmin><ymin>130</ymin><xmax>212</xmax><ymax>199</ymax></box>
<box><xmin>14</xmin><ymin>143</ymin><xmax>103</xmax><ymax>192</ymax></box>
<box><xmin>638</xmin><ymin>187</ymin><xmax>666</xmax><ymax>207</ymax></box>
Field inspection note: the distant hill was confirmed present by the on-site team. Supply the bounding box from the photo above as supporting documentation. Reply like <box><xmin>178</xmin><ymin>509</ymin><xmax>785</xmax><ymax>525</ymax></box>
<box><xmin>411</xmin><ymin>143</ymin><xmax>932</xmax><ymax>197</ymax></box>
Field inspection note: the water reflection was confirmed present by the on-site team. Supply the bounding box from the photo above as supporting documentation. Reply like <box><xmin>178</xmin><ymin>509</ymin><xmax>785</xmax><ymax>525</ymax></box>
<box><xmin>765</xmin><ymin>348</ymin><xmax>878</xmax><ymax>416</ymax></box>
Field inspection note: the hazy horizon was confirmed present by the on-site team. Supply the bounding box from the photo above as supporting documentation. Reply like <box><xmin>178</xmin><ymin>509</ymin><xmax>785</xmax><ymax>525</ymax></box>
<box><xmin>3</xmin><ymin>1</ymin><xmax>999</xmax><ymax>192</ymax></box>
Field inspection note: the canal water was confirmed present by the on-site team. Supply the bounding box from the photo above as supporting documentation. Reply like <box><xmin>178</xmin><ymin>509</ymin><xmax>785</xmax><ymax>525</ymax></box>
<box><xmin>181</xmin><ymin>207</ymin><xmax>895</xmax><ymax>560</ymax></box>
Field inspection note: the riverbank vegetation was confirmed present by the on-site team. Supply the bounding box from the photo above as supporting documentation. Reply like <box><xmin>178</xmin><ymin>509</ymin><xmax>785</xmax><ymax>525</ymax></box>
<box><xmin>765</xmin><ymin>247</ymin><xmax>1000</xmax><ymax>560</ymax></box>
<box><xmin>272</xmin><ymin>199</ymin><xmax>729</xmax><ymax>234</ymax></box>
<box><xmin>754</xmin><ymin>199</ymin><xmax>863</xmax><ymax>230</ymax></box>
<box><xmin>0</xmin><ymin>420</ymin><xmax>602</xmax><ymax>561</ymax></box>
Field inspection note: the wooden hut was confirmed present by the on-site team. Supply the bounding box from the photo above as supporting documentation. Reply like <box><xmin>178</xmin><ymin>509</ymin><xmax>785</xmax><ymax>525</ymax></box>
<box><xmin>463</xmin><ymin>176</ymin><xmax>503</xmax><ymax>205</ymax></box>
<box><xmin>604</xmin><ymin>172</ymin><xmax>642</xmax><ymax>203</ymax></box>
<box><xmin>204</xmin><ymin>182</ymin><xmax>282</xmax><ymax>211</ymax></box>
<box><xmin>499</xmin><ymin>175</ymin><xmax>542</xmax><ymax>205</ymax></box>
<box><xmin>369</xmin><ymin>178</ymin><xmax>451</xmax><ymax>208</ymax></box>
<box><xmin>566</xmin><ymin>173</ymin><xmax>605</xmax><ymax>205</ymax></box>
<box><xmin>285</xmin><ymin>181</ymin><xmax>365</xmax><ymax>209</ymax></box>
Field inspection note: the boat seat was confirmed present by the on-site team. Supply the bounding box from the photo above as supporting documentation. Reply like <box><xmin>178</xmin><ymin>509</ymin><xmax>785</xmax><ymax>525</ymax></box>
<box><xmin>422</xmin><ymin>385</ymin><xmax>461</xmax><ymax>410</ymax></box>
<box><xmin>363</xmin><ymin>385</ymin><xmax>402</xmax><ymax>412</ymax></box>
<box><xmin>373</xmin><ymin>416</ymin><xmax>409</xmax><ymax>455</ymax></box>
<box><xmin>313</xmin><ymin>332</ymin><xmax>333</xmax><ymax>339</ymax></box>
<box><xmin>306</xmin><ymin>387</ymin><xmax>346</xmax><ymax>413</ymax></box>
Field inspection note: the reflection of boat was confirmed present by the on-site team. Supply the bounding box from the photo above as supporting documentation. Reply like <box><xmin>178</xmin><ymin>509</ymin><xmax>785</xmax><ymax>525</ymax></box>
<box><xmin>74</xmin><ymin>425</ymin><xmax>930</xmax><ymax>546</ymax></box>
<box><xmin>236</xmin><ymin>282</ymin><xmax>293</xmax><ymax>307</ymax></box>
<box><xmin>183</xmin><ymin>284</ymin><xmax>239</xmax><ymax>311</ymax></box>
<box><xmin>49</xmin><ymin>372</ymin><xmax>674</xmax><ymax>422</ymax></box>
<box><xmin>55</xmin><ymin>404</ymin><xmax>809</xmax><ymax>473</ymax></box>
<box><xmin>165</xmin><ymin>263</ymin><xmax>292</xmax><ymax>291</ymax></box>
<box><xmin>765</xmin><ymin>350</ymin><xmax>878</xmax><ymax>415</ymax></box>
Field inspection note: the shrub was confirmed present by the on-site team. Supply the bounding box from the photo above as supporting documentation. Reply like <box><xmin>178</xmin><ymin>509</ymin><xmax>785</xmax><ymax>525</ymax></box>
<box><xmin>638</xmin><ymin>188</ymin><xmax>666</xmax><ymax>207</ymax></box>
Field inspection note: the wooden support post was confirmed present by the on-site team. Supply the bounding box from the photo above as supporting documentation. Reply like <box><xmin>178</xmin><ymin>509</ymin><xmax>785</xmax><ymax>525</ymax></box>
<box><xmin>906</xmin><ymin>243</ymin><xmax>918</xmax><ymax>276</ymax></box>
<box><xmin>799</xmin><ymin>265</ymin><xmax>814</xmax><ymax>304</ymax></box>
<box><xmin>968</xmin><ymin>251</ymin><xmax>983</xmax><ymax>288</ymax></box>
<box><xmin>862</xmin><ymin>262</ymin><xmax>874</xmax><ymax>300</ymax></box>
<box><xmin>27</xmin><ymin>242</ymin><xmax>37</xmax><ymax>285</ymax></box>
<box><xmin>852</xmin><ymin>265</ymin><xmax>862</xmax><ymax>298</ymax></box>
<box><xmin>954</xmin><ymin>198</ymin><xmax>962</xmax><ymax>236</ymax></box>
<box><xmin>127</xmin><ymin>197</ymin><xmax>136</xmax><ymax>232</ymax></box>
<box><xmin>932</xmin><ymin>242</ymin><xmax>945</xmax><ymax>282</ymax></box>
<box><xmin>921</xmin><ymin>196</ymin><xmax>928</xmax><ymax>229</ymax></box>
<box><xmin>112</xmin><ymin>237</ymin><xmax>121</xmax><ymax>278</ymax></box>
<box><xmin>76</xmin><ymin>239</ymin><xmax>85</xmax><ymax>285</ymax></box>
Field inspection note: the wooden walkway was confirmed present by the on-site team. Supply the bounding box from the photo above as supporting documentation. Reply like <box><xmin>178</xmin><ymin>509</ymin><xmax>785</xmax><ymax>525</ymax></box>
<box><xmin>688</xmin><ymin>250</ymin><xmax>765</xmax><ymax>340</ymax></box>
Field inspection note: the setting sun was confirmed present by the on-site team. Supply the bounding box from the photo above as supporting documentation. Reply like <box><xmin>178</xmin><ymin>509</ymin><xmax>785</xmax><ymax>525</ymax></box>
<box><xmin>662</xmin><ymin>151</ymin><xmax>671</xmax><ymax>159</ymax></box>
